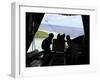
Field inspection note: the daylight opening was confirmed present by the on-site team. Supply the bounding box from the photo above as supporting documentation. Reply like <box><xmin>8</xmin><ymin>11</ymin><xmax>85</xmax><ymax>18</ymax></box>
<box><xmin>28</xmin><ymin>14</ymin><xmax>84</xmax><ymax>52</ymax></box>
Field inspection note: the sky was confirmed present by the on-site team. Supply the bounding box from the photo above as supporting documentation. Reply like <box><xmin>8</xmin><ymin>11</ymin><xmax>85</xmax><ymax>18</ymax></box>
<box><xmin>41</xmin><ymin>14</ymin><xmax>84</xmax><ymax>28</ymax></box>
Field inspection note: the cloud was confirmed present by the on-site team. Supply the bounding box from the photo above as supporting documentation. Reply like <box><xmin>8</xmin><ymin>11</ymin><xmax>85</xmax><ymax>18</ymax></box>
<box><xmin>41</xmin><ymin>13</ymin><xmax>83</xmax><ymax>28</ymax></box>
